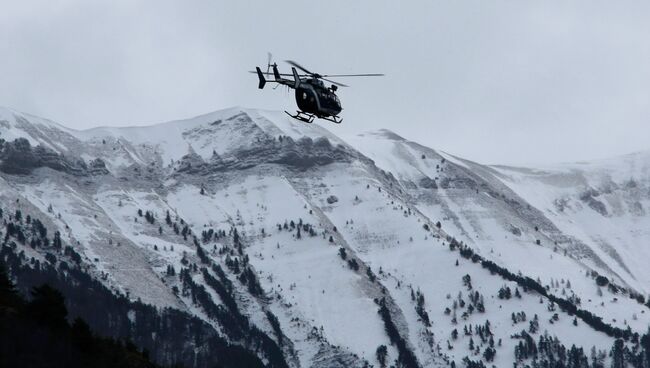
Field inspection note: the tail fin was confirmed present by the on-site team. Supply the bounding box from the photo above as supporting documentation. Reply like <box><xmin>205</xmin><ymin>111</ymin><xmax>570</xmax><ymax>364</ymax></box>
<box><xmin>256</xmin><ymin>67</ymin><xmax>266</xmax><ymax>89</ymax></box>
<box><xmin>291</xmin><ymin>67</ymin><xmax>301</xmax><ymax>89</ymax></box>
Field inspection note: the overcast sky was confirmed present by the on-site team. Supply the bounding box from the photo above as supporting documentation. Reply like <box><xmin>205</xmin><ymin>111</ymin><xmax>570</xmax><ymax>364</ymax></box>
<box><xmin>1</xmin><ymin>1</ymin><xmax>649</xmax><ymax>165</ymax></box>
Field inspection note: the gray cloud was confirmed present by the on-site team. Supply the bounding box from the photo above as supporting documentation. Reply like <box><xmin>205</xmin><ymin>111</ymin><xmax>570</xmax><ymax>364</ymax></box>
<box><xmin>1</xmin><ymin>1</ymin><xmax>649</xmax><ymax>165</ymax></box>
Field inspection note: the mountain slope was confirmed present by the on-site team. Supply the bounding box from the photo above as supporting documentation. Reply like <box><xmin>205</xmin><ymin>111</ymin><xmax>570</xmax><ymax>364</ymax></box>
<box><xmin>1</xmin><ymin>106</ymin><xmax>649</xmax><ymax>367</ymax></box>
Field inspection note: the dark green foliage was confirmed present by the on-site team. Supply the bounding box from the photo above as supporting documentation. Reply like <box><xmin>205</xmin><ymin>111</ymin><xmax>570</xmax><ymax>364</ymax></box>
<box><xmin>32</xmin><ymin>218</ymin><xmax>47</xmax><ymax>238</ymax></box>
<box><xmin>366</xmin><ymin>267</ymin><xmax>376</xmax><ymax>282</ymax></box>
<box><xmin>497</xmin><ymin>285</ymin><xmax>512</xmax><ymax>300</ymax></box>
<box><xmin>376</xmin><ymin>298</ymin><xmax>420</xmax><ymax>368</ymax></box>
<box><xmin>461</xmin><ymin>357</ymin><xmax>486</xmax><ymax>368</ymax></box>
<box><xmin>347</xmin><ymin>258</ymin><xmax>359</xmax><ymax>271</ymax></box>
<box><xmin>165</xmin><ymin>265</ymin><xmax>176</xmax><ymax>276</ymax></box>
<box><xmin>0</xmin><ymin>264</ymin><xmax>19</xmax><ymax>308</ymax></box>
<box><xmin>180</xmin><ymin>267</ymin><xmax>286</xmax><ymax>368</ymax></box>
<box><xmin>238</xmin><ymin>267</ymin><xmax>264</xmax><ymax>296</ymax></box>
<box><xmin>462</xmin><ymin>274</ymin><xmax>472</xmax><ymax>290</ymax></box>
<box><xmin>482</xmin><ymin>347</ymin><xmax>496</xmax><ymax>362</ymax></box>
<box><xmin>414</xmin><ymin>290</ymin><xmax>430</xmax><ymax>327</ymax></box>
<box><xmin>449</xmin><ymin>239</ymin><xmax>632</xmax><ymax>340</ymax></box>
<box><xmin>376</xmin><ymin>345</ymin><xmax>388</xmax><ymax>368</ymax></box>
<box><xmin>0</xmin><ymin>209</ymin><xmax>272</xmax><ymax>368</ymax></box>
<box><xmin>45</xmin><ymin>253</ymin><xmax>57</xmax><ymax>264</ymax></box>
<box><xmin>143</xmin><ymin>211</ymin><xmax>155</xmax><ymax>225</ymax></box>
<box><xmin>265</xmin><ymin>311</ymin><xmax>284</xmax><ymax>346</ymax></box>
<box><xmin>165</xmin><ymin>211</ymin><xmax>172</xmax><ymax>226</ymax></box>
<box><xmin>64</xmin><ymin>246</ymin><xmax>82</xmax><ymax>264</ymax></box>
<box><xmin>611</xmin><ymin>338</ymin><xmax>626</xmax><ymax>368</ymax></box>
<box><xmin>2</xmin><ymin>246</ymin><xmax>264</xmax><ymax>368</ymax></box>
<box><xmin>202</xmin><ymin>268</ymin><xmax>238</xmax><ymax>314</ymax></box>
<box><xmin>53</xmin><ymin>230</ymin><xmax>63</xmax><ymax>249</ymax></box>
<box><xmin>27</xmin><ymin>284</ymin><xmax>69</xmax><ymax>330</ymax></box>
<box><xmin>0</xmin><ymin>274</ymin><xmax>157</xmax><ymax>368</ymax></box>
<box><xmin>196</xmin><ymin>245</ymin><xmax>209</xmax><ymax>264</ymax></box>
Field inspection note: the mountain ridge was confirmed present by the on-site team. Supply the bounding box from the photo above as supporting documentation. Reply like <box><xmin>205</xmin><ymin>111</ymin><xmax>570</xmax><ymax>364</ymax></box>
<box><xmin>2</xmin><ymin>106</ymin><xmax>650</xmax><ymax>367</ymax></box>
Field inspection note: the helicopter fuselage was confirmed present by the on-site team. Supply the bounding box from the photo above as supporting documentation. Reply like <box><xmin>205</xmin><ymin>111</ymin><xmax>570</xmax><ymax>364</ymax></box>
<box><xmin>295</xmin><ymin>79</ymin><xmax>342</xmax><ymax>118</ymax></box>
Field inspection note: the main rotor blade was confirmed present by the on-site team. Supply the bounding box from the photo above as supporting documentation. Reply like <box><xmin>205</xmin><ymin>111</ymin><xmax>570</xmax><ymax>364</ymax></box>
<box><xmin>322</xmin><ymin>78</ymin><xmax>348</xmax><ymax>87</ymax></box>
<box><xmin>248</xmin><ymin>71</ymin><xmax>309</xmax><ymax>77</ymax></box>
<box><xmin>321</xmin><ymin>73</ymin><xmax>385</xmax><ymax>77</ymax></box>
<box><xmin>285</xmin><ymin>60</ymin><xmax>313</xmax><ymax>75</ymax></box>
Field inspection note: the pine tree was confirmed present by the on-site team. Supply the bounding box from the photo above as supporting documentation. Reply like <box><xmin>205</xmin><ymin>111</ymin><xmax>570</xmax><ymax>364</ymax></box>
<box><xmin>166</xmin><ymin>210</ymin><xmax>172</xmax><ymax>226</ymax></box>
<box><xmin>0</xmin><ymin>265</ymin><xmax>19</xmax><ymax>308</ymax></box>
<box><xmin>53</xmin><ymin>231</ymin><xmax>63</xmax><ymax>249</ymax></box>
<box><xmin>376</xmin><ymin>345</ymin><xmax>388</xmax><ymax>368</ymax></box>
<box><xmin>27</xmin><ymin>284</ymin><xmax>68</xmax><ymax>330</ymax></box>
<box><xmin>610</xmin><ymin>339</ymin><xmax>626</xmax><ymax>368</ymax></box>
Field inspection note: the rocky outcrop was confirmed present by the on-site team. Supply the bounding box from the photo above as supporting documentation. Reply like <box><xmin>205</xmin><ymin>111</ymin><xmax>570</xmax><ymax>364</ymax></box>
<box><xmin>177</xmin><ymin>151</ymin><xmax>208</xmax><ymax>174</ymax></box>
<box><xmin>172</xmin><ymin>135</ymin><xmax>356</xmax><ymax>176</ymax></box>
<box><xmin>0</xmin><ymin>138</ymin><xmax>91</xmax><ymax>176</ymax></box>
<box><xmin>579</xmin><ymin>188</ymin><xmax>608</xmax><ymax>216</ymax></box>
<box><xmin>88</xmin><ymin>158</ymin><xmax>110</xmax><ymax>176</ymax></box>
<box><xmin>418</xmin><ymin>176</ymin><xmax>438</xmax><ymax>189</ymax></box>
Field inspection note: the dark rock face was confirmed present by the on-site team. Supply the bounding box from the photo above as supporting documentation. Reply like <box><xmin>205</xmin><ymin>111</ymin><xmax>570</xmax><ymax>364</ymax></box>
<box><xmin>269</xmin><ymin>136</ymin><xmax>350</xmax><ymax>170</ymax></box>
<box><xmin>0</xmin><ymin>138</ymin><xmax>39</xmax><ymax>174</ymax></box>
<box><xmin>579</xmin><ymin>189</ymin><xmax>608</xmax><ymax>216</ymax></box>
<box><xmin>326</xmin><ymin>195</ymin><xmax>338</xmax><ymax>204</ymax></box>
<box><xmin>177</xmin><ymin>152</ymin><xmax>208</xmax><ymax>174</ymax></box>
<box><xmin>585</xmin><ymin>198</ymin><xmax>608</xmax><ymax>216</ymax></box>
<box><xmin>418</xmin><ymin>177</ymin><xmax>438</xmax><ymax>189</ymax></box>
<box><xmin>439</xmin><ymin>176</ymin><xmax>477</xmax><ymax>190</ymax></box>
<box><xmin>509</xmin><ymin>225</ymin><xmax>522</xmax><ymax>236</ymax></box>
<box><xmin>88</xmin><ymin>158</ymin><xmax>110</xmax><ymax>176</ymax></box>
<box><xmin>0</xmin><ymin>138</ymin><xmax>89</xmax><ymax>176</ymax></box>
<box><xmin>173</xmin><ymin>135</ymin><xmax>355</xmax><ymax>176</ymax></box>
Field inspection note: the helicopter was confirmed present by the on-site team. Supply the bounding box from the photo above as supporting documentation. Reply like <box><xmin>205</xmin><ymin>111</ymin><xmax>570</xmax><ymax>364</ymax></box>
<box><xmin>252</xmin><ymin>56</ymin><xmax>383</xmax><ymax>124</ymax></box>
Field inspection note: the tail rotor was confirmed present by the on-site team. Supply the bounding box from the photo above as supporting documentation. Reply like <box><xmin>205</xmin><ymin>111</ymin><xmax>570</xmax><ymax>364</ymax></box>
<box><xmin>266</xmin><ymin>52</ymin><xmax>277</xmax><ymax>75</ymax></box>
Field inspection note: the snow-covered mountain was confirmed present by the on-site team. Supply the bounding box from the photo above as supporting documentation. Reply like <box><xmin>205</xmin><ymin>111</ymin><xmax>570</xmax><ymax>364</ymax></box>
<box><xmin>1</xmin><ymin>106</ymin><xmax>649</xmax><ymax>368</ymax></box>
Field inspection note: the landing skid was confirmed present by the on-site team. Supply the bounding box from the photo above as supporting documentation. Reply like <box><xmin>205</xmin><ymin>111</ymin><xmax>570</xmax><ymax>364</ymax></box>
<box><xmin>285</xmin><ymin>111</ymin><xmax>342</xmax><ymax>124</ymax></box>
<box><xmin>321</xmin><ymin>115</ymin><xmax>343</xmax><ymax>124</ymax></box>
<box><xmin>285</xmin><ymin>111</ymin><xmax>314</xmax><ymax>123</ymax></box>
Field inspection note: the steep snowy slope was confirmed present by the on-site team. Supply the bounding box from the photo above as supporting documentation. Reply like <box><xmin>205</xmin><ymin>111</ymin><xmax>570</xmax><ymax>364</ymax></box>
<box><xmin>349</xmin><ymin>130</ymin><xmax>650</xmax><ymax>334</ymax></box>
<box><xmin>491</xmin><ymin>155</ymin><xmax>650</xmax><ymax>294</ymax></box>
<box><xmin>1</xmin><ymin>106</ymin><xmax>649</xmax><ymax>368</ymax></box>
